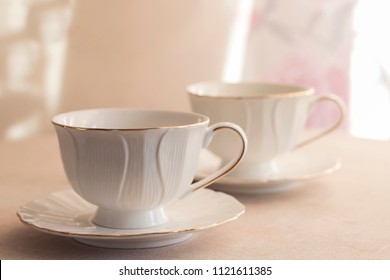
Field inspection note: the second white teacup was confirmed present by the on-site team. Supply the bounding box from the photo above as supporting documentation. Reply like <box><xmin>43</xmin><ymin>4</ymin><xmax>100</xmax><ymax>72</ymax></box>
<box><xmin>52</xmin><ymin>108</ymin><xmax>247</xmax><ymax>229</ymax></box>
<box><xmin>188</xmin><ymin>82</ymin><xmax>345</xmax><ymax>179</ymax></box>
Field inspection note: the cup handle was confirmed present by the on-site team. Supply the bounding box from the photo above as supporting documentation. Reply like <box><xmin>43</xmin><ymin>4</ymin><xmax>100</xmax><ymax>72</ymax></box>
<box><xmin>296</xmin><ymin>94</ymin><xmax>346</xmax><ymax>149</ymax></box>
<box><xmin>184</xmin><ymin>122</ymin><xmax>247</xmax><ymax>196</ymax></box>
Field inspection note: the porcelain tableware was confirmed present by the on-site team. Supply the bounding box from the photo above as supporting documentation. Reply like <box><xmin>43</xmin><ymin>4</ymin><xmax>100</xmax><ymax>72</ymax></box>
<box><xmin>195</xmin><ymin>149</ymin><xmax>340</xmax><ymax>193</ymax></box>
<box><xmin>18</xmin><ymin>188</ymin><xmax>245</xmax><ymax>249</ymax></box>
<box><xmin>188</xmin><ymin>82</ymin><xmax>345</xmax><ymax>179</ymax></box>
<box><xmin>52</xmin><ymin>108</ymin><xmax>247</xmax><ymax>229</ymax></box>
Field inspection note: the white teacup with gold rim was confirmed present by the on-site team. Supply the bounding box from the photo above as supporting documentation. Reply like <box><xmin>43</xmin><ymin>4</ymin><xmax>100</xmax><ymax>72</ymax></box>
<box><xmin>52</xmin><ymin>108</ymin><xmax>247</xmax><ymax>229</ymax></box>
<box><xmin>188</xmin><ymin>82</ymin><xmax>345</xmax><ymax>179</ymax></box>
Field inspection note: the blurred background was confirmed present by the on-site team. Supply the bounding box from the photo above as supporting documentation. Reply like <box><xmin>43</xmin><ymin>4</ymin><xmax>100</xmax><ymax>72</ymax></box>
<box><xmin>0</xmin><ymin>0</ymin><xmax>389</xmax><ymax>140</ymax></box>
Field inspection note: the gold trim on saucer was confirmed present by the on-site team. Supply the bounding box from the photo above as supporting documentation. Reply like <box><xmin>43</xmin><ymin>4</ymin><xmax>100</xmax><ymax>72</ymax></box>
<box><xmin>17</xmin><ymin>209</ymin><xmax>245</xmax><ymax>239</ymax></box>
<box><xmin>16</xmin><ymin>189</ymin><xmax>245</xmax><ymax>239</ymax></box>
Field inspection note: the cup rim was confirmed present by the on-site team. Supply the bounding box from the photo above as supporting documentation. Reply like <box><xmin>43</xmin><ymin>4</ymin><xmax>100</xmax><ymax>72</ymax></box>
<box><xmin>51</xmin><ymin>108</ymin><xmax>210</xmax><ymax>131</ymax></box>
<box><xmin>187</xmin><ymin>81</ymin><xmax>315</xmax><ymax>99</ymax></box>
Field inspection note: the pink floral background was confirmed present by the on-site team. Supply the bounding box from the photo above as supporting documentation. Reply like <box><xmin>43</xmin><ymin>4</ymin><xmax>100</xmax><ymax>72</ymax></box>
<box><xmin>242</xmin><ymin>0</ymin><xmax>356</xmax><ymax>129</ymax></box>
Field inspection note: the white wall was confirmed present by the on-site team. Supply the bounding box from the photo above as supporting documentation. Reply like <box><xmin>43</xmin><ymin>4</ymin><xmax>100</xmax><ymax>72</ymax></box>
<box><xmin>0</xmin><ymin>0</ymin><xmax>236</xmax><ymax>139</ymax></box>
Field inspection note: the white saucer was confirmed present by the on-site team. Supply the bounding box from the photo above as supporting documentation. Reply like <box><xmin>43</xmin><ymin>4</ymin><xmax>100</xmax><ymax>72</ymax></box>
<box><xmin>17</xmin><ymin>189</ymin><xmax>244</xmax><ymax>249</ymax></box>
<box><xmin>195</xmin><ymin>150</ymin><xmax>341</xmax><ymax>194</ymax></box>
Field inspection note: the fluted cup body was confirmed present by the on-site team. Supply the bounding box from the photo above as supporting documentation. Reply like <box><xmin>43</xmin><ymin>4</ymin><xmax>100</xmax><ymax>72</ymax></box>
<box><xmin>188</xmin><ymin>82</ymin><xmax>345</xmax><ymax>179</ymax></box>
<box><xmin>52</xmin><ymin>108</ymin><xmax>248</xmax><ymax>228</ymax></box>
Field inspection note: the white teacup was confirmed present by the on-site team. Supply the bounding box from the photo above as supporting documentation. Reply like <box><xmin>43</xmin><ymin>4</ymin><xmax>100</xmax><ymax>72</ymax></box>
<box><xmin>188</xmin><ymin>82</ymin><xmax>345</xmax><ymax>179</ymax></box>
<box><xmin>52</xmin><ymin>108</ymin><xmax>247</xmax><ymax>229</ymax></box>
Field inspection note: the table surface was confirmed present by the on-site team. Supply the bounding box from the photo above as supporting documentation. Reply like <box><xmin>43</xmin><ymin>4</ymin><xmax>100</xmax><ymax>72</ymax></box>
<box><xmin>1</xmin><ymin>132</ymin><xmax>390</xmax><ymax>260</ymax></box>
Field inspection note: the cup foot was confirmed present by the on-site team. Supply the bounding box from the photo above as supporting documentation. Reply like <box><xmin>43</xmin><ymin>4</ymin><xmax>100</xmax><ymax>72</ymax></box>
<box><xmin>92</xmin><ymin>207</ymin><xmax>168</xmax><ymax>229</ymax></box>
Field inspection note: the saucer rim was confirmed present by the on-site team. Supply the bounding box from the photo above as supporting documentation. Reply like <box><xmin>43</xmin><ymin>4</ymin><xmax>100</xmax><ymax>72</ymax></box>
<box><xmin>196</xmin><ymin>151</ymin><xmax>341</xmax><ymax>185</ymax></box>
<box><xmin>17</xmin><ymin>189</ymin><xmax>245</xmax><ymax>239</ymax></box>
